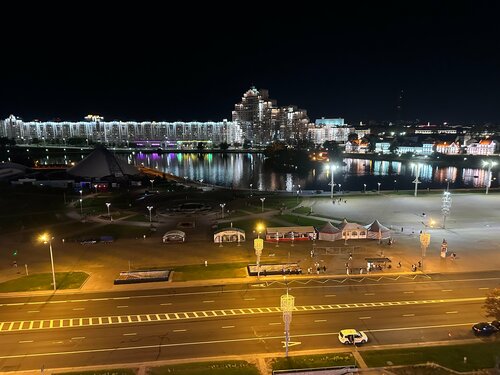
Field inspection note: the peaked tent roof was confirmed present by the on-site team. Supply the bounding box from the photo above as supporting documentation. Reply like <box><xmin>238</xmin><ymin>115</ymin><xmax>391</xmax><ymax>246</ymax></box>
<box><xmin>319</xmin><ymin>222</ymin><xmax>341</xmax><ymax>234</ymax></box>
<box><xmin>337</xmin><ymin>219</ymin><xmax>366</xmax><ymax>231</ymax></box>
<box><xmin>68</xmin><ymin>146</ymin><xmax>139</xmax><ymax>178</ymax></box>
<box><xmin>365</xmin><ymin>220</ymin><xmax>391</xmax><ymax>233</ymax></box>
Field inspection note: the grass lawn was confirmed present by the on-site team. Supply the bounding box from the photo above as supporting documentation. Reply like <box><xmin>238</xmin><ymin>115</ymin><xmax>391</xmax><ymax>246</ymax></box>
<box><xmin>0</xmin><ymin>272</ymin><xmax>89</xmax><ymax>292</ymax></box>
<box><xmin>149</xmin><ymin>360</ymin><xmax>259</xmax><ymax>375</ymax></box>
<box><xmin>362</xmin><ymin>342</ymin><xmax>500</xmax><ymax>372</ymax></box>
<box><xmin>171</xmin><ymin>263</ymin><xmax>249</xmax><ymax>281</ymax></box>
<box><xmin>292</xmin><ymin>206</ymin><xmax>311</xmax><ymax>214</ymax></box>
<box><xmin>271</xmin><ymin>353</ymin><xmax>354</xmax><ymax>371</ymax></box>
<box><xmin>277</xmin><ymin>214</ymin><xmax>329</xmax><ymax>227</ymax></box>
<box><xmin>57</xmin><ymin>369</ymin><xmax>136</xmax><ymax>375</ymax></box>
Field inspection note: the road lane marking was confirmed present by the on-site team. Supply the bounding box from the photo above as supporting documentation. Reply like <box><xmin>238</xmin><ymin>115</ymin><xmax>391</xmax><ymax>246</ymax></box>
<box><xmin>403</xmin><ymin>291</ymin><xmax>414</xmax><ymax>294</ymax></box>
<box><xmin>403</xmin><ymin>314</ymin><xmax>415</xmax><ymax>317</ymax></box>
<box><xmin>28</xmin><ymin>310</ymin><xmax>39</xmax><ymax>313</ymax></box>
<box><xmin>117</xmin><ymin>306</ymin><xmax>128</xmax><ymax>308</ymax></box>
<box><xmin>222</xmin><ymin>326</ymin><xmax>235</xmax><ymax>329</ymax></box>
<box><xmin>70</xmin><ymin>299</ymin><xmax>88</xmax><ymax>302</ymax></box>
<box><xmin>19</xmin><ymin>340</ymin><xmax>33</xmax><ymax>343</ymax></box>
<box><xmin>72</xmin><ymin>308</ymin><xmax>85</xmax><ymax>311</ymax></box>
<box><xmin>203</xmin><ymin>300</ymin><xmax>214</xmax><ymax>303</ymax></box>
<box><xmin>269</xmin><ymin>322</ymin><xmax>281</xmax><ymax>325</ymax></box>
<box><xmin>114</xmin><ymin>297</ymin><xmax>130</xmax><ymax>300</ymax></box>
<box><xmin>441</xmin><ymin>289</ymin><xmax>453</xmax><ymax>292</ymax></box>
<box><xmin>160</xmin><ymin>303</ymin><xmax>172</xmax><ymax>306</ymax></box>
<box><xmin>325</xmin><ymin>294</ymin><xmax>336</xmax><ymax>297</ymax></box>
<box><xmin>314</xmin><ymin>319</ymin><xmax>327</xmax><ymax>323</ymax></box>
<box><xmin>123</xmin><ymin>333</ymin><xmax>137</xmax><ymax>336</ymax></box>
<box><xmin>91</xmin><ymin>298</ymin><xmax>108</xmax><ymax>301</ymax></box>
<box><xmin>446</xmin><ymin>311</ymin><xmax>458</xmax><ymax>314</ymax></box>
<box><xmin>244</xmin><ymin>298</ymin><xmax>255</xmax><ymax>301</ymax></box>
<box><xmin>364</xmin><ymin>293</ymin><xmax>375</xmax><ymax>296</ymax></box>
<box><xmin>478</xmin><ymin>287</ymin><xmax>489</xmax><ymax>290</ymax></box>
<box><xmin>359</xmin><ymin>317</ymin><xmax>371</xmax><ymax>320</ymax></box>
<box><xmin>173</xmin><ymin>329</ymin><xmax>186</xmax><ymax>332</ymax></box>
<box><xmin>71</xmin><ymin>337</ymin><xmax>85</xmax><ymax>340</ymax></box>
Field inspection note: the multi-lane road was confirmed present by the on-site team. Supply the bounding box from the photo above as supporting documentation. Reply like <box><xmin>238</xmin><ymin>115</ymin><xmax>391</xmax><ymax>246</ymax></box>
<box><xmin>1</xmin><ymin>271</ymin><xmax>499</xmax><ymax>371</ymax></box>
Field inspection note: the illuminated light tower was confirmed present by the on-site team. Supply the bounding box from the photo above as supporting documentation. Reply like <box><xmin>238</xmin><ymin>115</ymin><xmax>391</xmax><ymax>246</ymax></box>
<box><xmin>441</xmin><ymin>191</ymin><xmax>452</xmax><ymax>229</ymax></box>
<box><xmin>105</xmin><ymin>202</ymin><xmax>111</xmax><ymax>221</ymax></box>
<box><xmin>260</xmin><ymin>197</ymin><xmax>266</xmax><ymax>212</ymax></box>
<box><xmin>150</xmin><ymin>179</ymin><xmax>155</xmax><ymax>191</ymax></box>
<box><xmin>38</xmin><ymin>233</ymin><xmax>56</xmax><ymax>291</ymax></box>
<box><xmin>79</xmin><ymin>199</ymin><xmax>83</xmax><ymax>218</ymax></box>
<box><xmin>281</xmin><ymin>290</ymin><xmax>295</xmax><ymax>357</ymax></box>
<box><xmin>147</xmin><ymin>205</ymin><xmax>154</xmax><ymax>224</ymax></box>
<box><xmin>411</xmin><ymin>163</ymin><xmax>421</xmax><ymax>197</ymax></box>
<box><xmin>483</xmin><ymin>160</ymin><xmax>497</xmax><ymax>195</ymax></box>
<box><xmin>250</xmin><ymin>183</ymin><xmax>253</xmax><ymax>197</ymax></box>
<box><xmin>254</xmin><ymin>224</ymin><xmax>264</xmax><ymax>278</ymax></box>
<box><xmin>220</xmin><ymin>203</ymin><xmax>226</xmax><ymax>219</ymax></box>
<box><xmin>377</xmin><ymin>182</ymin><xmax>381</xmax><ymax>194</ymax></box>
<box><xmin>328</xmin><ymin>165</ymin><xmax>337</xmax><ymax>199</ymax></box>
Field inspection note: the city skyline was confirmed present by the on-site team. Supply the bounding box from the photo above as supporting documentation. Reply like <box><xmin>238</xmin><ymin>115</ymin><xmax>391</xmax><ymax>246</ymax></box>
<box><xmin>1</xmin><ymin>3</ymin><xmax>499</xmax><ymax>124</ymax></box>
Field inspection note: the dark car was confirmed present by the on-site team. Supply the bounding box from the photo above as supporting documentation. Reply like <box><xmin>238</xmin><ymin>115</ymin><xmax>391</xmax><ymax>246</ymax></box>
<box><xmin>472</xmin><ymin>322</ymin><xmax>498</xmax><ymax>335</ymax></box>
<box><xmin>491</xmin><ymin>320</ymin><xmax>500</xmax><ymax>330</ymax></box>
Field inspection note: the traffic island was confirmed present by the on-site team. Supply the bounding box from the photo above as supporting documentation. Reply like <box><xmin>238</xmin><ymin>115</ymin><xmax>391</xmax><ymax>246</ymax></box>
<box><xmin>247</xmin><ymin>263</ymin><xmax>302</xmax><ymax>276</ymax></box>
<box><xmin>114</xmin><ymin>269</ymin><xmax>171</xmax><ymax>284</ymax></box>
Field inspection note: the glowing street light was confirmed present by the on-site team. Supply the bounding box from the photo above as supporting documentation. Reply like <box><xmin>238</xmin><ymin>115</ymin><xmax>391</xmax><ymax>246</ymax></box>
<box><xmin>260</xmin><ymin>197</ymin><xmax>266</xmax><ymax>212</ymax></box>
<box><xmin>220</xmin><ymin>203</ymin><xmax>226</xmax><ymax>218</ymax></box>
<box><xmin>281</xmin><ymin>290</ymin><xmax>295</xmax><ymax>357</ymax></box>
<box><xmin>363</xmin><ymin>183</ymin><xmax>367</xmax><ymax>193</ymax></box>
<box><xmin>105</xmin><ymin>202</ymin><xmax>111</xmax><ymax>220</ymax></box>
<box><xmin>338</xmin><ymin>183</ymin><xmax>342</xmax><ymax>193</ymax></box>
<box><xmin>254</xmin><ymin>223</ymin><xmax>264</xmax><ymax>278</ymax></box>
<box><xmin>483</xmin><ymin>160</ymin><xmax>497</xmax><ymax>195</ymax></box>
<box><xmin>328</xmin><ymin>165</ymin><xmax>337</xmax><ymax>199</ymax></box>
<box><xmin>444</xmin><ymin>178</ymin><xmax>452</xmax><ymax>192</ymax></box>
<box><xmin>150</xmin><ymin>179</ymin><xmax>154</xmax><ymax>191</ymax></box>
<box><xmin>377</xmin><ymin>182</ymin><xmax>381</xmax><ymax>194</ymax></box>
<box><xmin>147</xmin><ymin>205</ymin><xmax>154</xmax><ymax>224</ymax></box>
<box><xmin>411</xmin><ymin>163</ymin><xmax>421</xmax><ymax>197</ymax></box>
<box><xmin>250</xmin><ymin>183</ymin><xmax>253</xmax><ymax>197</ymax></box>
<box><xmin>79</xmin><ymin>199</ymin><xmax>83</xmax><ymax>217</ymax></box>
<box><xmin>38</xmin><ymin>233</ymin><xmax>56</xmax><ymax>291</ymax></box>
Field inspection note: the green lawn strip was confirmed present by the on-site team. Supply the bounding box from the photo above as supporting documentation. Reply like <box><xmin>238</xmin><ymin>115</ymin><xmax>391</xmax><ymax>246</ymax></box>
<box><xmin>292</xmin><ymin>206</ymin><xmax>311</xmax><ymax>214</ymax></box>
<box><xmin>171</xmin><ymin>262</ymin><xmax>249</xmax><ymax>281</ymax></box>
<box><xmin>120</xmin><ymin>213</ymin><xmax>149</xmax><ymax>222</ymax></box>
<box><xmin>57</xmin><ymin>369</ymin><xmax>136</xmax><ymax>375</ymax></box>
<box><xmin>362</xmin><ymin>342</ymin><xmax>500</xmax><ymax>371</ymax></box>
<box><xmin>0</xmin><ymin>272</ymin><xmax>89</xmax><ymax>292</ymax></box>
<box><xmin>277</xmin><ymin>214</ymin><xmax>329</xmax><ymax>227</ymax></box>
<box><xmin>149</xmin><ymin>360</ymin><xmax>259</xmax><ymax>375</ymax></box>
<box><xmin>271</xmin><ymin>353</ymin><xmax>355</xmax><ymax>371</ymax></box>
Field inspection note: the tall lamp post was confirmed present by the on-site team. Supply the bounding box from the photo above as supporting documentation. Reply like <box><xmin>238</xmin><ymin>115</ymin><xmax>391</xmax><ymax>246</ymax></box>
<box><xmin>377</xmin><ymin>182</ymin><xmax>381</xmax><ymax>194</ymax></box>
<box><xmin>147</xmin><ymin>205</ymin><xmax>154</xmax><ymax>224</ymax></box>
<box><xmin>483</xmin><ymin>160</ymin><xmax>497</xmax><ymax>195</ymax></box>
<box><xmin>328</xmin><ymin>165</ymin><xmax>337</xmax><ymax>199</ymax></box>
<box><xmin>250</xmin><ymin>183</ymin><xmax>253</xmax><ymax>197</ymax></box>
<box><xmin>105</xmin><ymin>202</ymin><xmax>111</xmax><ymax>221</ymax></box>
<box><xmin>363</xmin><ymin>183</ymin><xmax>367</xmax><ymax>193</ymax></box>
<box><xmin>150</xmin><ymin>179</ymin><xmax>154</xmax><ymax>191</ymax></box>
<box><xmin>260</xmin><ymin>197</ymin><xmax>266</xmax><ymax>212</ymax></box>
<box><xmin>419</xmin><ymin>231</ymin><xmax>430</xmax><ymax>272</ymax></box>
<box><xmin>254</xmin><ymin>224</ymin><xmax>264</xmax><ymax>278</ymax></box>
<box><xmin>441</xmin><ymin>191</ymin><xmax>452</xmax><ymax>229</ymax></box>
<box><xmin>412</xmin><ymin>163</ymin><xmax>421</xmax><ymax>197</ymax></box>
<box><xmin>79</xmin><ymin>199</ymin><xmax>83</xmax><ymax>218</ymax></box>
<box><xmin>220</xmin><ymin>203</ymin><xmax>226</xmax><ymax>218</ymax></box>
<box><xmin>39</xmin><ymin>233</ymin><xmax>56</xmax><ymax>291</ymax></box>
<box><xmin>281</xmin><ymin>290</ymin><xmax>295</xmax><ymax>357</ymax></box>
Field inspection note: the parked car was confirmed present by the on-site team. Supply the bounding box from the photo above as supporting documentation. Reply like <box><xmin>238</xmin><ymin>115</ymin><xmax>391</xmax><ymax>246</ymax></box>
<box><xmin>472</xmin><ymin>322</ymin><xmax>498</xmax><ymax>335</ymax></box>
<box><xmin>338</xmin><ymin>329</ymin><xmax>368</xmax><ymax>344</ymax></box>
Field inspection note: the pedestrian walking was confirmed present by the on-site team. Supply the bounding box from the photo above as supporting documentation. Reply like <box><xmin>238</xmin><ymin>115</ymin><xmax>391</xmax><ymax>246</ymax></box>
<box><xmin>349</xmin><ymin>252</ymin><xmax>353</xmax><ymax>261</ymax></box>
<box><xmin>323</xmin><ymin>265</ymin><xmax>327</xmax><ymax>273</ymax></box>
<box><xmin>401</xmin><ymin>227</ymin><xmax>404</xmax><ymax>232</ymax></box>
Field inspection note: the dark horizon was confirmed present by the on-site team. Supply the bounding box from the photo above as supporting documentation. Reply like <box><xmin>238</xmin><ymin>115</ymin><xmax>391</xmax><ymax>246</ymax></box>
<box><xmin>1</xmin><ymin>2</ymin><xmax>500</xmax><ymax>125</ymax></box>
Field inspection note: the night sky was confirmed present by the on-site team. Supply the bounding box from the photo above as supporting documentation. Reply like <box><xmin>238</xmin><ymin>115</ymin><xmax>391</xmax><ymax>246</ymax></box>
<box><xmin>1</xmin><ymin>2</ymin><xmax>499</xmax><ymax>124</ymax></box>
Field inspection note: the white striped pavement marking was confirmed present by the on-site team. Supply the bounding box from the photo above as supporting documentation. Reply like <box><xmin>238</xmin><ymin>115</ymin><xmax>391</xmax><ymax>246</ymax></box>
<box><xmin>403</xmin><ymin>314</ymin><xmax>415</xmax><ymax>317</ymax></box>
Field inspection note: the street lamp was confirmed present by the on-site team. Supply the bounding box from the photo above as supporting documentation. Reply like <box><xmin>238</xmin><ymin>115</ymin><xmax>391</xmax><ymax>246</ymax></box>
<box><xmin>38</xmin><ymin>233</ymin><xmax>56</xmax><ymax>291</ymax></box>
<box><xmin>260</xmin><ymin>197</ymin><xmax>266</xmax><ymax>212</ymax></box>
<box><xmin>393</xmin><ymin>179</ymin><xmax>397</xmax><ymax>191</ymax></box>
<box><xmin>338</xmin><ymin>184</ymin><xmax>342</xmax><ymax>194</ymax></box>
<box><xmin>328</xmin><ymin>165</ymin><xmax>337</xmax><ymax>199</ymax></box>
<box><xmin>444</xmin><ymin>178</ymin><xmax>452</xmax><ymax>192</ymax></box>
<box><xmin>147</xmin><ymin>205</ymin><xmax>154</xmax><ymax>224</ymax></box>
<box><xmin>377</xmin><ymin>182</ymin><xmax>381</xmax><ymax>194</ymax></box>
<box><xmin>250</xmin><ymin>183</ymin><xmax>253</xmax><ymax>197</ymax></box>
<box><xmin>482</xmin><ymin>160</ymin><xmax>497</xmax><ymax>195</ymax></box>
<box><xmin>79</xmin><ymin>198</ymin><xmax>83</xmax><ymax>217</ymax></box>
<box><xmin>411</xmin><ymin>163</ymin><xmax>421</xmax><ymax>197</ymax></box>
<box><xmin>150</xmin><ymin>179</ymin><xmax>154</xmax><ymax>191</ymax></box>
<box><xmin>419</xmin><ymin>231</ymin><xmax>430</xmax><ymax>272</ymax></box>
<box><xmin>441</xmin><ymin>191</ymin><xmax>452</xmax><ymax>229</ymax></box>
<box><xmin>363</xmin><ymin>183</ymin><xmax>367</xmax><ymax>193</ymax></box>
<box><xmin>105</xmin><ymin>202</ymin><xmax>111</xmax><ymax>220</ymax></box>
<box><xmin>254</xmin><ymin>223</ymin><xmax>264</xmax><ymax>278</ymax></box>
<box><xmin>281</xmin><ymin>290</ymin><xmax>295</xmax><ymax>357</ymax></box>
<box><xmin>220</xmin><ymin>203</ymin><xmax>226</xmax><ymax>218</ymax></box>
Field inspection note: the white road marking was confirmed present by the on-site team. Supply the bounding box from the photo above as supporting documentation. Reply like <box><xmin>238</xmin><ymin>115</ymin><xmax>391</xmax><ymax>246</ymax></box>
<box><xmin>117</xmin><ymin>306</ymin><xmax>128</xmax><ymax>308</ymax></box>
<box><xmin>442</xmin><ymin>289</ymin><xmax>453</xmax><ymax>292</ymax></box>
<box><xmin>28</xmin><ymin>310</ymin><xmax>39</xmax><ymax>313</ymax></box>
<box><xmin>359</xmin><ymin>317</ymin><xmax>371</xmax><ymax>320</ymax></box>
<box><xmin>91</xmin><ymin>298</ymin><xmax>108</xmax><ymax>301</ymax></box>
<box><xmin>160</xmin><ymin>303</ymin><xmax>172</xmax><ymax>306</ymax></box>
<box><xmin>314</xmin><ymin>319</ymin><xmax>327</xmax><ymax>323</ymax></box>
<box><xmin>70</xmin><ymin>299</ymin><xmax>88</xmax><ymax>302</ymax></box>
<box><xmin>114</xmin><ymin>297</ymin><xmax>130</xmax><ymax>300</ymax></box>
<box><xmin>19</xmin><ymin>340</ymin><xmax>33</xmax><ymax>343</ymax></box>
<box><xmin>364</xmin><ymin>293</ymin><xmax>375</xmax><ymax>296</ymax></box>
<box><xmin>244</xmin><ymin>298</ymin><xmax>255</xmax><ymax>301</ymax></box>
<box><xmin>478</xmin><ymin>287</ymin><xmax>489</xmax><ymax>290</ymax></box>
<box><xmin>72</xmin><ymin>308</ymin><xmax>85</xmax><ymax>311</ymax></box>
<box><xmin>71</xmin><ymin>337</ymin><xmax>85</xmax><ymax>340</ymax></box>
<box><xmin>404</xmin><ymin>291</ymin><xmax>414</xmax><ymax>294</ymax></box>
<box><xmin>269</xmin><ymin>322</ymin><xmax>281</xmax><ymax>325</ymax></box>
<box><xmin>173</xmin><ymin>329</ymin><xmax>186</xmax><ymax>332</ymax></box>
<box><xmin>222</xmin><ymin>326</ymin><xmax>235</xmax><ymax>329</ymax></box>
<box><xmin>123</xmin><ymin>333</ymin><xmax>137</xmax><ymax>336</ymax></box>
<box><xmin>203</xmin><ymin>300</ymin><xmax>214</xmax><ymax>303</ymax></box>
<box><xmin>446</xmin><ymin>311</ymin><xmax>458</xmax><ymax>314</ymax></box>
<box><xmin>403</xmin><ymin>314</ymin><xmax>415</xmax><ymax>317</ymax></box>
<box><xmin>325</xmin><ymin>294</ymin><xmax>336</xmax><ymax>297</ymax></box>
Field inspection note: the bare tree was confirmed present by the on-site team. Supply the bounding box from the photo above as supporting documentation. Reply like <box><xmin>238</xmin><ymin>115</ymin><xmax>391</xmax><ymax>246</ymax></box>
<box><xmin>483</xmin><ymin>288</ymin><xmax>500</xmax><ymax>320</ymax></box>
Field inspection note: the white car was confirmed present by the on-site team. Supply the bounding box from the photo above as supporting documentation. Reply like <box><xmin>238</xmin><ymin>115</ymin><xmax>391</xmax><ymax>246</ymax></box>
<box><xmin>338</xmin><ymin>329</ymin><xmax>368</xmax><ymax>344</ymax></box>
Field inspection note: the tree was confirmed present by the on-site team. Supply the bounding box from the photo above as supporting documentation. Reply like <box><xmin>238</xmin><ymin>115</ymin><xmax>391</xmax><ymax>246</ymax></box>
<box><xmin>483</xmin><ymin>288</ymin><xmax>500</xmax><ymax>320</ymax></box>
<box><xmin>197</xmin><ymin>142</ymin><xmax>205</xmax><ymax>151</ymax></box>
<box><xmin>219</xmin><ymin>142</ymin><xmax>229</xmax><ymax>151</ymax></box>
<box><xmin>389</xmin><ymin>141</ymin><xmax>399</xmax><ymax>154</ymax></box>
<box><xmin>322</xmin><ymin>140</ymin><xmax>342</xmax><ymax>159</ymax></box>
<box><xmin>243</xmin><ymin>139</ymin><xmax>252</xmax><ymax>149</ymax></box>
<box><xmin>347</xmin><ymin>133</ymin><xmax>358</xmax><ymax>142</ymax></box>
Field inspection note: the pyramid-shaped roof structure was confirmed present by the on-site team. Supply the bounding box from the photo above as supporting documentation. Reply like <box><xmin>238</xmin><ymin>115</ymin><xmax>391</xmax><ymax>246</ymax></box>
<box><xmin>319</xmin><ymin>221</ymin><xmax>341</xmax><ymax>234</ymax></box>
<box><xmin>365</xmin><ymin>220</ymin><xmax>391</xmax><ymax>233</ymax></box>
<box><xmin>68</xmin><ymin>146</ymin><xmax>139</xmax><ymax>178</ymax></box>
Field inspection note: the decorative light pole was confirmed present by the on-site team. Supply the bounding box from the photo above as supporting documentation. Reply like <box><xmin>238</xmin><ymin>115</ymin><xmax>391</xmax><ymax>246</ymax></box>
<box><xmin>412</xmin><ymin>163</ymin><xmax>421</xmax><ymax>197</ymax></box>
<box><xmin>377</xmin><ymin>182</ymin><xmax>381</xmax><ymax>194</ymax></box>
<box><xmin>150</xmin><ymin>179</ymin><xmax>154</xmax><ymax>191</ymax></box>
<box><xmin>260</xmin><ymin>197</ymin><xmax>266</xmax><ymax>212</ymax></box>
<box><xmin>147</xmin><ymin>205</ymin><xmax>154</xmax><ymax>224</ymax></box>
<box><xmin>220</xmin><ymin>203</ymin><xmax>226</xmax><ymax>219</ymax></box>
<box><xmin>419</xmin><ymin>231</ymin><xmax>430</xmax><ymax>272</ymax></box>
<box><xmin>363</xmin><ymin>183</ymin><xmax>367</xmax><ymax>193</ymax></box>
<box><xmin>441</xmin><ymin>191</ymin><xmax>452</xmax><ymax>229</ymax></box>
<box><xmin>254</xmin><ymin>224</ymin><xmax>264</xmax><ymax>278</ymax></box>
<box><xmin>328</xmin><ymin>165</ymin><xmax>337</xmax><ymax>199</ymax></box>
<box><xmin>483</xmin><ymin>160</ymin><xmax>497</xmax><ymax>195</ymax></box>
<box><xmin>296</xmin><ymin>185</ymin><xmax>301</xmax><ymax>203</ymax></box>
<box><xmin>338</xmin><ymin>184</ymin><xmax>342</xmax><ymax>194</ymax></box>
<box><xmin>39</xmin><ymin>233</ymin><xmax>56</xmax><ymax>291</ymax></box>
<box><xmin>393</xmin><ymin>179</ymin><xmax>397</xmax><ymax>191</ymax></box>
<box><xmin>445</xmin><ymin>178</ymin><xmax>452</xmax><ymax>192</ymax></box>
<box><xmin>250</xmin><ymin>183</ymin><xmax>253</xmax><ymax>197</ymax></box>
<box><xmin>79</xmin><ymin>198</ymin><xmax>83</xmax><ymax>218</ymax></box>
<box><xmin>105</xmin><ymin>202</ymin><xmax>111</xmax><ymax>220</ymax></box>
<box><xmin>281</xmin><ymin>290</ymin><xmax>295</xmax><ymax>357</ymax></box>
